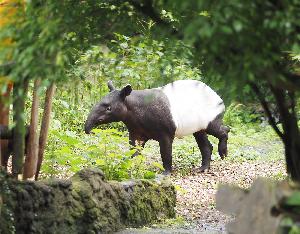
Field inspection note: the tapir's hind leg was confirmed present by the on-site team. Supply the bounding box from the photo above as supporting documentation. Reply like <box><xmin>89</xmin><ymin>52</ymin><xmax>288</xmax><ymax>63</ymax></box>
<box><xmin>206</xmin><ymin>114</ymin><xmax>230</xmax><ymax>159</ymax></box>
<box><xmin>193</xmin><ymin>131</ymin><xmax>213</xmax><ymax>172</ymax></box>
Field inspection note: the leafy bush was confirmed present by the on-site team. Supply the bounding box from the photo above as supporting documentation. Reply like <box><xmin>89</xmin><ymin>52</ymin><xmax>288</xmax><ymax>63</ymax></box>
<box><xmin>70</xmin><ymin>34</ymin><xmax>201</xmax><ymax>90</ymax></box>
<box><xmin>41</xmin><ymin>128</ymin><xmax>158</xmax><ymax>181</ymax></box>
<box><xmin>224</xmin><ymin>102</ymin><xmax>263</xmax><ymax>127</ymax></box>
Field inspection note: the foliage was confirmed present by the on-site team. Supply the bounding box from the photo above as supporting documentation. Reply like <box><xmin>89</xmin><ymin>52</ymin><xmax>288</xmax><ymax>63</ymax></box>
<box><xmin>151</xmin><ymin>1</ymin><xmax>300</xmax><ymax>90</ymax></box>
<box><xmin>279</xmin><ymin>190</ymin><xmax>300</xmax><ymax>233</ymax></box>
<box><xmin>41</xmin><ymin>128</ymin><xmax>159</xmax><ymax>181</ymax></box>
<box><xmin>223</xmin><ymin>103</ymin><xmax>262</xmax><ymax>127</ymax></box>
<box><xmin>70</xmin><ymin>33</ymin><xmax>200</xmax><ymax>90</ymax></box>
<box><xmin>0</xmin><ymin>1</ymin><xmax>144</xmax><ymax>85</ymax></box>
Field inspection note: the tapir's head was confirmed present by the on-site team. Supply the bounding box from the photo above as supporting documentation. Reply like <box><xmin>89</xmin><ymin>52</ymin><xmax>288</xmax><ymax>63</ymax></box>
<box><xmin>84</xmin><ymin>81</ymin><xmax>132</xmax><ymax>134</ymax></box>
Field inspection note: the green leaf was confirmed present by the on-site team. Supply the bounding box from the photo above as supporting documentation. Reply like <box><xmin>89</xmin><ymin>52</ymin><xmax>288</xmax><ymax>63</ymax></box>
<box><xmin>95</xmin><ymin>159</ymin><xmax>106</xmax><ymax>166</ymax></box>
<box><xmin>59</xmin><ymin>134</ymin><xmax>80</xmax><ymax>146</ymax></box>
<box><xmin>285</xmin><ymin>192</ymin><xmax>300</xmax><ymax>206</ymax></box>
<box><xmin>233</xmin><ymin>21</ymin><xmax>243</xmax><ymax>32</ymax></box>
<box><xmin>152</xmin><ymin>162</ymin><xmax>164</xmax><ymax>171</ymax></box>
<box><xmin>143</xmin><ymin>171</ymin><xmax>156</xmax><ymax>179</ymax></box>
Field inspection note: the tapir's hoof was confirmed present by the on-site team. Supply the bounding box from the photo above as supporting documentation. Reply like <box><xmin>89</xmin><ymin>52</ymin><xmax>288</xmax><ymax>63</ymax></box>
<box><xmin>131</xmin><ymin>152</ymin><xmax>139</xmax><ymax>158</ymax></box>
<box><xmin>218</xmin><ymin>142</ymin><xmax>228</xmax><ymax>159</ymax></box>
<box><xmin>162</xmin><ymin>170</ymin><xmax>172</xmax><ymax>176</ymax></box>
<box><xmin>219</xmin><ymin>150</ymin><xmax>228</xmax><ymax>159</ymax></box>
<box><xmin>198</xmin><ymin>165</ymin><xmax>210</xmax><ymax>173</ymax></box>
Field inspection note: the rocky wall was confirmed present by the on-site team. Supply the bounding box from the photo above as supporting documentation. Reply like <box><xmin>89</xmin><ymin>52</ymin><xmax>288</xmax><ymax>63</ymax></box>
<box><xmin>0</xmin><ymin>168</ymin><xmax>176</xmax><ymax>234</ymax></box>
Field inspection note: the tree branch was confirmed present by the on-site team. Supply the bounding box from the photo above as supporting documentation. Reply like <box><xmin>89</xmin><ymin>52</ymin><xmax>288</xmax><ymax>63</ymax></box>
<box><xmin>269</xmin><ymin>85</ymin><xmax>299</xmax><ymax>134</ymax></box>
<box><xmin>249</xmin><ymin>82</ymin><xmax>284</xmax><ymax>139</ymax></box>
<box><xmin>288</xmin><ymin>91</ymin><xmax>296</xmax><ymax>117</ymax></box>
<box><xmin>128</xmin><ymin>0</ymin><xmax>183</xmax><ymax>39</ymax></box>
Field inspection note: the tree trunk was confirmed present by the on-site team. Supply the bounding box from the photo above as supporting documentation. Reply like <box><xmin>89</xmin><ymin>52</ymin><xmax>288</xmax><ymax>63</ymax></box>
<box><xmin>35</xmin><ymin>83</ymin><xmax>56</xmax><ymax>180</ymax></box>
<box><xmin>251</xmin><ymin>82</ymin><xmax>300</xmax><ymax>182</ymax></box>
<box><xmin>270</xmin><ymin>85</ymin><xmax>300</xmax><ymax>181</ymax></box>
<box><xmin>23</xmin><ymin>79</ymin><xmax>40</xmax><ymax>179</ymax></box>
<box><xmin>284</xmin><ymin>137</ymin><xmax>300</xmax><ymax>181</ymax></box>
<box><xmin>0</xmin><ymin>84</ymin><xmax>12</xmax><ymax>169</ymax></box>
<box><xmin>12</xmin><ymin>80</ymin><xmax>28</xmax><ymax>179</ymax></box>
<box><xmin>0</xmin><ymin>125</ymin><xmax>12</xmax><ymax>139</ymax></box>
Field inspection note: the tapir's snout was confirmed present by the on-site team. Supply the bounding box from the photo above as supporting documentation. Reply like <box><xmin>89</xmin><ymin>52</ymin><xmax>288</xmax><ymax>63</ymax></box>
<box><xmin>84</xmin><ymin>116</ymin><xmax>94</xmax><ymax>134</ymax></box>
<box><xmin>84</xmin><ymin>122</ymin><xmax>92</xmax><ymax>134</ymax></box>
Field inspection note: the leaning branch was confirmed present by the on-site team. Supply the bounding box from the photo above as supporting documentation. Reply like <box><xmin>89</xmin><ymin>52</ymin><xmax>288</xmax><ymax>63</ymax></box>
<box><xmin>249</xmin><ymin>82</ymin><xmax>284</xmax><ymax>140</ymax></box>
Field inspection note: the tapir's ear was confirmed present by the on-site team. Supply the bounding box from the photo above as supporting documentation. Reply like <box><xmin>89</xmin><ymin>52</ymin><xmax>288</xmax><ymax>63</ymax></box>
<box><xmin>120</xmin><ymin>84</ymin><xmax>132</xmax><ymax>99</ymax></box>
<box><xmin>107</xmin><ymin>80</ymin><xmax>115</xmax><ymax>92</ymax></box>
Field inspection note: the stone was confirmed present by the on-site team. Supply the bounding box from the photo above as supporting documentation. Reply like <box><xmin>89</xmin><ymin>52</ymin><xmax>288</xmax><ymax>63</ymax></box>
<box><xmin>0</xmin><ymin>168</ymin><xmax>176</xmax><ymax>233</ymax></box>
<box><xmin>216</xmin><ymin>178</ymin><xmax>283</xmax><ymax>234</ymax></box>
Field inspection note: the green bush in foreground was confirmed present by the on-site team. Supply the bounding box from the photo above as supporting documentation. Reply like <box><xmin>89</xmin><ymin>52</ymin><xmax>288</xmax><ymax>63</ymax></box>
<box><xmin>41</xmin><ymin>128</ymin><xmax>161</xmax><ymax>181</ymax></box>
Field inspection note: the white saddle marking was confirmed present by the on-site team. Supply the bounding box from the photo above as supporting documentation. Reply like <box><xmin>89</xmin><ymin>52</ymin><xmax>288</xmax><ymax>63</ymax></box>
<box><xmin>161</xmin><ymin>80</ymin><xmax>225</xmax><ymax>138</ymax></box>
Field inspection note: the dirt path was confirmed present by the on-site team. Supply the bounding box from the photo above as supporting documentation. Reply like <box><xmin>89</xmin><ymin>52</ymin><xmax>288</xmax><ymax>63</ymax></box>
<box><xmin>119</xmin><ymin>159</ymin><xmax>286</xmax><ymax>233</ymax></box>
<box><xmin>172</xmin><ymin>159</ymin><xmax>286</xmax><ymax>232</ymax></box>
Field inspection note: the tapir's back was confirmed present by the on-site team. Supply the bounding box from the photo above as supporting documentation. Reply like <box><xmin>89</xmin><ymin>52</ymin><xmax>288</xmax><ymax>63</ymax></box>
<box><xmin>161</xmin><ymin>80</ymin><xmax>225</xmax><ymax>137</ymax></box>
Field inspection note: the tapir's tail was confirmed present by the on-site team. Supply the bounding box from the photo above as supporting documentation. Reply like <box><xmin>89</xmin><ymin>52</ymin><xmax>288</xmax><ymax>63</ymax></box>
<box><xmin>218</xmin><ymin>126</ymin><xmax>230</xmax><ymax>159</ymax></box>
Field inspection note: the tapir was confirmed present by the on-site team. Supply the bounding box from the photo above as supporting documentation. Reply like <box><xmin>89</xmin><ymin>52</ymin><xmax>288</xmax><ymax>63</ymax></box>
<box><xmin>84</xmin><ymin>80</ymin><xmax>229</xmax><ymax>174</ymax></box>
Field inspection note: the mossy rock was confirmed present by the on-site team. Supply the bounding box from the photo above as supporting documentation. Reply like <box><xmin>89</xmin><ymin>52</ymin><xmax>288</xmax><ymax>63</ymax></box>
<box><xmin>0</xmin><ymin>168</ymin><xmax>176</xmax><ymax>233</ymax></box>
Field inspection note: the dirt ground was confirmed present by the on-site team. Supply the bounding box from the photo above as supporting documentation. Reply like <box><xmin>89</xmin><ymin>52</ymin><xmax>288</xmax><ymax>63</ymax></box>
<box><xmin>172</xmin><ymin>159</ymin><xmax>286</xmax><ymax>232</ymax></box>
<box><xmin>119</xmin><ymin>159</ymin><xmax>286</xmax><ymax>234</ymax></box>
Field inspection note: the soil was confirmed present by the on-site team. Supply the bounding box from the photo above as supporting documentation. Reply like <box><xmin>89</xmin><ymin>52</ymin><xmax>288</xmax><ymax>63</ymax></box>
<box><xmin>119</xmin><ymin>158</ymin><xmax>286</xmax><ymax>233</ymax></box>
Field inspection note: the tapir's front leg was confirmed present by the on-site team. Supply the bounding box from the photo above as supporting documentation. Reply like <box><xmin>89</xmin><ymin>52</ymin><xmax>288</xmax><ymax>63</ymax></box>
<box><xmin>159</xmin><ymin>135</ymin><xmax>174</xmax><ymax>175</ymax></box>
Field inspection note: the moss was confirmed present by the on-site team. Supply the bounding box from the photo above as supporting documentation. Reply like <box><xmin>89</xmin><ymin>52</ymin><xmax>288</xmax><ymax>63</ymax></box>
<box><xmin>0</xmin><ymin>168</ymin><xmax>176</xmax><ymax>233</ymax></box>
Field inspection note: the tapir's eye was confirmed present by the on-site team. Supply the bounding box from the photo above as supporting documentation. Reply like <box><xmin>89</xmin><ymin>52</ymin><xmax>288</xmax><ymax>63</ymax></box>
<box><xmin>106</xmin><ymin>106</ymin><xmax>111</xmax><ymax>111</ymax></box>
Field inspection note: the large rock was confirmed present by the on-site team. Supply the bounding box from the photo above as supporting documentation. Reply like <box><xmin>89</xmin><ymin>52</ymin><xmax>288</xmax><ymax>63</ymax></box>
<box><xmin>0</xmin><ymin>168</ymin><xmax>176</xmax><ymax>233</ymax></box>
<box><xmin>216</xmin><ymin>178</ymin><xmax>297</xmax><ymax>234</ymax></box>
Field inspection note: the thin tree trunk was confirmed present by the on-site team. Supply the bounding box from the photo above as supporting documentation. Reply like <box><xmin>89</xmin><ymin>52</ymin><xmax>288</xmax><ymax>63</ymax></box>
<box><xmin>283</xmin><ymin>134</ymin><xmax>300</xmax><ymax>181</ymax></box>
<box><xmin>35</xmin><ymin>83</ymin><xmax>56</xmax><ymax>180</ymax></box>
<box><xmin>252</xmin><ymin>82</ymin><xmax>300</xmax><ymax>181</ymax></box>
<box><xmin>0</xmin><ymin>125</ymin><xmax>12</xmax><ymax>139</ymax></box>
<box><xmin>270</xmin><ymin>86</ymin><xmax>300</xmax><ymax>181</ymax></box>
<box><xmin>12</xmin><ymin>80</ymin><xmax>28</xmax><ymax>179</ymax></box>
<box><xmin>0</xmin><ymin>84</ymin><xmax>12</xmax><ymax>169</ymax></box>
<box><xmin>23</xmin><ymin>79</ymin><xmax>40</xmax><ymax>179</ymax></box>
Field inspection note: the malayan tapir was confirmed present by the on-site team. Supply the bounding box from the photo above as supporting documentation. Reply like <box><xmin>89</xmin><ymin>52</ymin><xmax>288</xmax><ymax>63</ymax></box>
<box><xmin>84</xmin><ymin>80</ymin><xmax>229</xmax><ymax>174</ymax></box>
